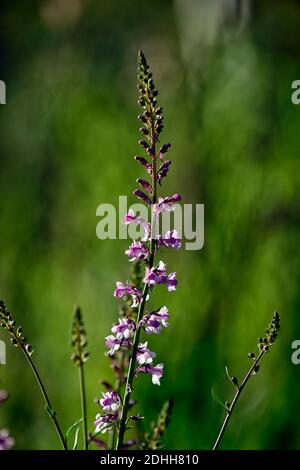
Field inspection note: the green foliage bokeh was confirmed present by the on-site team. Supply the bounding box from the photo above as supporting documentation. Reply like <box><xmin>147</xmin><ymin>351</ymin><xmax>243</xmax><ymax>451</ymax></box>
<box><xmin>1</xmin><ymin>0</ymin><xmax>300</xmax><ymax>450</ymax></box>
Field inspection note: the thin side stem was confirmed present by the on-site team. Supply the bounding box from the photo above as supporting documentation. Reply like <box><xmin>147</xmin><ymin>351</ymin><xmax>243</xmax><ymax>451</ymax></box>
<box><xmin>213</xmin><ymin>349</ymin><xmax>264</xmax><ymax>450</ymax></box>
<box><xmin>79</xmin><ymin>364</ymin><xmax>88</xmax><ymax>450</ymax></box>
<box><xmin>23</xmin><ymin>349</ymin><xmax>67</xmax><ymax>450</ymax></box>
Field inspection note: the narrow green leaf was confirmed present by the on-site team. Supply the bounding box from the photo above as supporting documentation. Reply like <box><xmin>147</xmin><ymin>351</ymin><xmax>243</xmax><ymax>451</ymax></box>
<box><xmin>65</xmin><ymin>417</ymin><xmax>83</xmax><ymax>448</ymax></box>
<box><xmin>72</xmin><ymin>426</ymin><xmax>81</xmax><ymax>450</ymax></box>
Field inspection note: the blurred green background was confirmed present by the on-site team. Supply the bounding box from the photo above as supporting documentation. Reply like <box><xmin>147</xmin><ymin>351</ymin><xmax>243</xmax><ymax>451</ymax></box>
<box><xmin>1</xmin><ymin>0</ymin><xmax>300</xmax><ymax>450</ymax></box>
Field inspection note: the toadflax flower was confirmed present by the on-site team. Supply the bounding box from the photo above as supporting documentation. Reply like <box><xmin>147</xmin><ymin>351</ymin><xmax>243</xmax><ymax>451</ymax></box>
<box><xmin>138</xmin><ymin>363</ymin><xmax>164</xmax><ymax>386</ymax></box>
<box><xmin>141</xmin><ymin>306</ymin><xmax>169</xmax><ymax>334</ymax></box>
<box><xmin>143</xmin><ymin>261</ymin><xmax>177</xmax><ymax>292</ymax></box>
<box><xmin>113</xmin><ymin>281</ymin><xmax>143</xmax><ymax>307</ymax></box>
<box><xmin>94</xmin><ymin>413</ymin><xmax>119</xmax><ymax>434</ymax></box>
<box><xmin>105</xmin><ymin>335</ymin><xmax>122</xmax><ymax>355</ymax></box>
<box><xmin>111</xmin><ymin>318</ymin><xmax>135</xmax><ymax>340</ymax></box>
<box><xmin>0</xmin><ymin>429</ymin><xmax>14</xmax><ymax>450</ymax></box>
<box><xmin>153</xmin><ymin>194</ymin><xmax>182</xmax><ymax>216</ymax></box>
<box><xmin>122</xmin><ymin>209</ymin><xmax>150</xmax><ymax>240</ymax></box>
<box><xmin>99</xmin><ymin>391</ymin><xmax>121</xmax><ymax>413</ymax></box>
<box><xmin>125</xmin><ymin>241</ymin><xmax>149</xmax><ymax>262</ymax></box>
<box><xmin>137</xmin><ymin>342</ymin><xmax>156</xmax><ymax>365</ymax></box>
<box><xmin>157</xmin><ymin>230</ymin><xmax>181</xmax><ymax>249</ymax></box>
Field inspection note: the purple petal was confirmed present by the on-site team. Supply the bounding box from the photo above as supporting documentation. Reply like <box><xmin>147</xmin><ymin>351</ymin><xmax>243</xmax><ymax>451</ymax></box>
<box><xmin>133</xmin><ymin>189</ymin><xmax>152</xmax><ymax>206</ymax></box>
<box><xmin>137</xmin><ymin>178</ymin><xmax>153</xmax><ymax>194</ymax></box>
<box><xmin>134</xmin><ymin>156</ymin><xmax>152</xmax><ymax>175</ymax></box>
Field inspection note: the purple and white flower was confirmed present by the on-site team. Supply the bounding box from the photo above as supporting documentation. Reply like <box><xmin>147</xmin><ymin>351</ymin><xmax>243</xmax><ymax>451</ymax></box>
<box><xmin>138</xmin><ymin>363</ymin><xmax>164</xmax><ymax>386</ymax></box>
<box><xmin>122</xmin><ymin>209</ymin><xmax>150</xmax><ymax>240</ymax></box>
<box><xmin>94</xmin><ymin>413</ymin><xmax>119</xmax><ymax>434</ymax></box>
<box><xmin>157</xmin><ymin>230</ymin><xmax>181</xmax><ymax>249</ymax></box>
<box><xmin>141</xmin><ymin>306</ymin><xmax>169</xmax><ymax>334</ymax></box>
<box><xmin>111</xmin><ymin>318</ymin><xmax>135</xmax><ymax>340</ymax></box>
<box><xmin>114</xmin><ymin>281</ymin><xmax>143</xmax><ymax>307</ymax></box>
<box><xmin>143</xmin><ymin>261</ymin><xmax>177</xmax><ymax>292</ymax></box>
<box><xmin>0</xmin><ymin>429</ymin><xmax>14</xmax><ymax>450</ymax></box>
<box><xmin>99</xmin><ymin>391</ymin><xmax>121</xmax><ymax>413</ymax></box>
<box><xmin>125</xmin><ymin>241</ymin><xmax>149</xmax><ymax>262</ymax></box>
<box><xmin>105</xmin><ymin>335</ymin><xmax>122</xmax><ymax>355</ymax></box>
<box><xmin>136</xmin><ymin>342</ymin><xmax>156</xmax><ymax>365</ymax></box>
<box><xmin>153</xmin><ymin>194</ymin><xmax>182</xmax><ymax>216</ymax></box>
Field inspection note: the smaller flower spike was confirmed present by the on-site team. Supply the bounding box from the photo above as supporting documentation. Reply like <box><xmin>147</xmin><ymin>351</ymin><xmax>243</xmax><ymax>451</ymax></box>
<box><xmin>213</xmin><ymin>311</ymin><xmax>281</xmax><ymax>450</ymax></box>
<box><xmin>0</xmin><ymin>300</ymin><xmax>33</xmax><ymax>356</ymax></box>
<box><xmin>257</xmin><ymin>310</ymin><xmax>280</xmax><ymax>352</ymax></box>
<box><xmin>70</xmin><ymin>306</ymin><xmax>89</xmax><ymax>366</ymax></box>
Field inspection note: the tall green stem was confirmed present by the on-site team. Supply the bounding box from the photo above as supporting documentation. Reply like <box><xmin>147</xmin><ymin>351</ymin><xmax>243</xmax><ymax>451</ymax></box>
<box><xmin>79</xmin><ymin>363</ymin><xmax>88</xmax><ymax>450</ymax></box>
<box><xmin>116</xmin><ymin>92</ymin><xmax>157</xmax><ymax>450</ymax></box>
<box><xmin>213</xmin><ymin>349</ymin><xmax>264</xmax><ymax>450</ymax></box>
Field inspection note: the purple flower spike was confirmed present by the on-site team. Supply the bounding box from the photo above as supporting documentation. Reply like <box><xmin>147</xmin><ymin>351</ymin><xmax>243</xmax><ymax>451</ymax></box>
<box><xmin>157</xmin><ymin>160</ymin><xmax>171</xmax><ymax>185</ymax></box>
<box><xmin>158</xmin><ymin>230</ymin><xmax>181</xmax><ymax>249</ymax></box>
<box><xmin>94</xmin><ymin>412</ymin><xmax>119</xmax><ymax>434</ymax></box>
<box><xmin>125</xmin><ymin>240</ymin><xmax>149</xmax><ymax>262</ymax></box>
<box><xmin>141</xmin><ymin>306</ymin><xmax>169</xmax><ymax>334</ymax></box>
<box><xmin>113</xmin><ymin>281</ymin><xmax>143</xmax><ymax>307</ymax></box>
<box><xmin>137</xmin><ymin>342</ymin><xmax>156</xmax><ymax>365</ymax></box>
<box><xmin>99</xmin><ymin>391</ymin><xmax>121</xmax><ymax>413</ymax></box>
<box><xmin>111</xmin><ymin>318</ymin><xmax>135</xmax><ymax>340</ymax></box>
<box><xmin>133</xmin><ymin>189</ymin><xmax>152</xmax><ymax>206</ymax></box>
<box><xmin>137</xmin><ymin>178</ymin><xmax>153</xmax><ymax>195</ymax></box>
<box><xmin>0</xmin><ymin>429</ymin><xmax>14</xmax><ymax>450</ymax></box>
<box><xmin>153</xmin><ymin>193</ymin><xmax>182</xmax><ymax>215</ymax></box>
<box><xmin>138</xmin><ymin>363</ymin><xmax>164</xmax><ymax>386</ymax></box>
